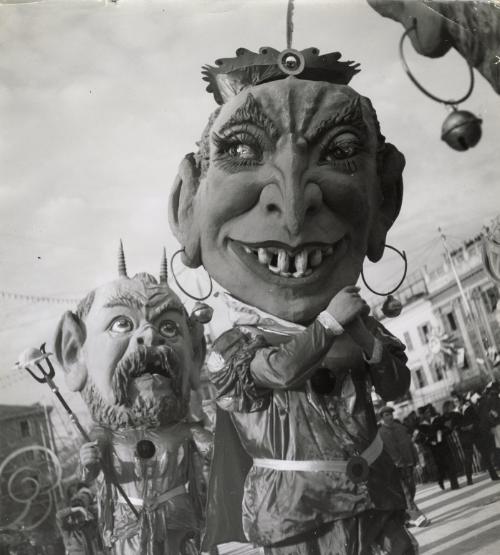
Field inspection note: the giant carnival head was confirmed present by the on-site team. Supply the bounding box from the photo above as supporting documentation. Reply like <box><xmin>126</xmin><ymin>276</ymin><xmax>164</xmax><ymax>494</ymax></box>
<box><xmin>54</xmin><ymin>244</ymin><xmax>207</xmax><ymax>430</ymax></box>
<box><xmin>169</xmin><ymin>45</ymin><xmax>406</xmax><ymax>324</ymax></box>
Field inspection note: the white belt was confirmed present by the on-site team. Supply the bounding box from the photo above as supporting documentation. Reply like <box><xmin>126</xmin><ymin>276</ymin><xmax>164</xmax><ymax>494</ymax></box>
<box><xmin>253</xmin><ymin>433</ymin><xmax>383</xmax><ymax>483</ymax></box>
<box><xmin>119</xmin><ymin>484</ymin><xmax>186</xmax><ymax>509</ymax></box>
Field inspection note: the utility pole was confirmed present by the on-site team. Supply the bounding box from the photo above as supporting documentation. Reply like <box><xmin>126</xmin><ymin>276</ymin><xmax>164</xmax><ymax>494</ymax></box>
<box><xmin>438</xmin><ymin>227</ymin><xmax>494</xmax><ymax>380</ymax></box>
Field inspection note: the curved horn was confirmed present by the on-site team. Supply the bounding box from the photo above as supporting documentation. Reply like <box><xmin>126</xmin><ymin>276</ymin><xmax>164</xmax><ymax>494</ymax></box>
<box><xmin>159</xmin><ymin>247</ymin><xmax>168</xmax><ymax>283</ymax></box>
<box><xmin>118</xmin><ymin>239</ymin><xmax>128</xmax><ymax>278</ymax></box>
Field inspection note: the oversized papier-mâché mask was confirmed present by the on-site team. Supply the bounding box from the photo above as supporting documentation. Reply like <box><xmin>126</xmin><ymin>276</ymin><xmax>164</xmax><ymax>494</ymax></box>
<box><xmin>54</xmin><ymin>244</ymin><xmax>207</xmax><ymax>430</ymax></box>
<box><xmin>169</xmin><ymin>46</ymin><xmax>406</xmax><ymax>324</ymax></box>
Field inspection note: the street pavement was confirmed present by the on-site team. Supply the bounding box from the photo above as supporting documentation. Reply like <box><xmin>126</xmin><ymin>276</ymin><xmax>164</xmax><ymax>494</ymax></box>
<box><xmin>412</xmin><ymin>472</ymin><xmax>500</xmax><ymax>554</ymax></box>
<box><xmin>216</xmin><ymin>472</ymin><xmax>500</xmax><ymax>554</ymax></box>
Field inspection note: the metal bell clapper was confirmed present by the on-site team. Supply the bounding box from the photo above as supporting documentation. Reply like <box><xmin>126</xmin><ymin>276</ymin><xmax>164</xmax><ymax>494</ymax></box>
<box><xmin>441</xmin><ymin>107</ymin><xmax>482</xmax><ymax>151</ymax></box>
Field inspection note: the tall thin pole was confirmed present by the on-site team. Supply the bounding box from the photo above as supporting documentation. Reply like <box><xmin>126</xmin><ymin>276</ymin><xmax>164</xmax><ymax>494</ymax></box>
<box><xmin>43</xmin><ymin>401</ymin><xmax>64</xmax><ymax>504</ymax></box>
<box><xmin>438</xmin><ymin>227</ymin><xmax>493</xmax><ymax>379</ymax></box>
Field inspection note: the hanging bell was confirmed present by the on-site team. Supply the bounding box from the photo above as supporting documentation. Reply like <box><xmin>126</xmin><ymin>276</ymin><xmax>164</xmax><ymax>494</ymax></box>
<box><xmin>382</xmin><ymin>295</ymin><xmax>403</xmax><ymax>318</ymax></box>
<box><xmin>191</xmin><ymin>301</ymin><xmax>213</xmax><ymax>324</ymax></box>
<box><xmin>441</xmin><ymin>109</ymin><xmax>482</xmax><ymax>151</ymax></box>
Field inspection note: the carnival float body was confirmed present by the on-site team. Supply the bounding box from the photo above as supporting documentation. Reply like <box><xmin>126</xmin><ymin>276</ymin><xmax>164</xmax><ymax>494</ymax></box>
<box><xmin>168</xmin><ymin>28</ymin><xmax>418</xmax><ymax>554</ymax></box>
<box><xmin>52</xmin><ymin>247</ymin><xmax>211</xmax><ymax>555</ymax></box>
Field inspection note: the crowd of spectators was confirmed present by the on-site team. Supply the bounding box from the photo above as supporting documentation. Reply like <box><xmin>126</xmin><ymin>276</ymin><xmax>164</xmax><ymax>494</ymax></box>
<box><xmin>377</xmin><ymin>380</ymin><xmax>500</xmax><ymax>527</ymax></box>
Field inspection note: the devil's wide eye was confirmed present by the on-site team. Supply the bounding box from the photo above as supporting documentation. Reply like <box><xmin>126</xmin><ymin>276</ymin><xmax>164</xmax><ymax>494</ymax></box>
<box><xmin>109</xmin><ymin>316</ymin><xmax>134</xmax><ymax>334</ymax></box>
<box><xmin>159</xmin><ymin>320</ymin><xmax>180</xmax><ymax>338</ymax></box>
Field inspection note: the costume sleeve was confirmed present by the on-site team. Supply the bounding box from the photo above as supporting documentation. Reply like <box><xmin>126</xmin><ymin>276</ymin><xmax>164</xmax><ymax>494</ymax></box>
<box><xmin>208</xmin><ymin>320</ymin><xmax>337</xmax><ymax>409</ymax></box>
<box><xmin>364</xmin><ymin>319</ymin><xmax>411</xmax><ymax>401</ymax></box>
<box><xmin>249</xmin><ymin>319</ymin><xmax>337</xmax><ymax>390</ymax></box>
<box><xmin>207</xmin><ymin>328</ymin><xmax>272</xmax><ymax>412</ymax></box>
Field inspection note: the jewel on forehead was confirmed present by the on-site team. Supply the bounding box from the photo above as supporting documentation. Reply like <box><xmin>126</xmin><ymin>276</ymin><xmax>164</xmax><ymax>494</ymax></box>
<box><xmin>202</xmin><ymin>46</ymin><xmax>361</xmax><ymax>105</ymax></box>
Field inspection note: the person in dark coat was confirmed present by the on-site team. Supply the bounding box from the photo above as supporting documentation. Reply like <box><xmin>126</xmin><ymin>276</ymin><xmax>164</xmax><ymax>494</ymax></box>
<box><xmin>478</xmin><ymin>383</ymin><xmax>500</xmax><ymax>472</ymax></box>
<box><xmin>415</xmin><ymin>404</ymin><xmax>459</xmax><ymax>490</ymax></box>
<box><xmin>452</xmin><ymin>391</ymin><xmax>499</xmax><ymax>484</ymax></box>
<box><xmin>378</xmin><ymin>406</ymin><xmax>429</xmax><ymax>527</ymax></box>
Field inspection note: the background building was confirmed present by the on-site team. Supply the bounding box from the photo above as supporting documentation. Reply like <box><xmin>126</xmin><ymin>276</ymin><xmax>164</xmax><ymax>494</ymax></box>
<box><xmin>371</xmin><ymin>234</ymin><xmax>500</xmax><ymax>416</ymax></box>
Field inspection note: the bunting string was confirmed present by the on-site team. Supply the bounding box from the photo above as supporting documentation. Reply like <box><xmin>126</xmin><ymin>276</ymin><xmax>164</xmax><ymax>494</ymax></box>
<box><xmin>0</xmin><ymin>291</ymin><xmax>80</xmax><ymax>304</ymax></box>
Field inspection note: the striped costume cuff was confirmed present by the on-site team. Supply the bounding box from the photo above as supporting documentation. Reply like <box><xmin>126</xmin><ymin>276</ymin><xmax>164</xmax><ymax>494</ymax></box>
<box><xmin>317</xmin><ymin>311</ymin><xmax>344</xmax><ymax>336</ymax></box>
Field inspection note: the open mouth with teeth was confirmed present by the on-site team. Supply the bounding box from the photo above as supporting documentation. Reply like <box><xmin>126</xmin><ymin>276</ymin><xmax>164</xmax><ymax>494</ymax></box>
<box><xmin>231</xmin><ymin>239</ymin><xmax>346</xmax><ymax>279</ymax></box>
<box><xmin>128</xmin><ymin>350</ymin><xmax>177</xmax><ymax>385</ymax></box>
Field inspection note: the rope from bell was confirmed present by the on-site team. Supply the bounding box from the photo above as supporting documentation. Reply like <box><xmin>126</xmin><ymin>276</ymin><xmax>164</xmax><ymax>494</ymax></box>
<box><xmin>286</xmin><ymin>0</ymin><xmax>295</xmax><ymax>49</ymax></box>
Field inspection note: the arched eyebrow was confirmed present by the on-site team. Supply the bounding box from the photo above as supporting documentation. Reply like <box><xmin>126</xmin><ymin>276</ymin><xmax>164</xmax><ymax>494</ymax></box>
<box><xmin>217</xmin><ymin>93</ymin><xmax>279</xmax><ymax>141</ymax></box>
<box><xmin>103</xmin><ymin>293</ymin><xmax>144</xmax><ymax>311</ymax></box>
<box><xmin>149</xmin><ymin>300</ymin><xmax>183</xmax><ymax>320</ymax></box>
<box><xmin>305</xmin><ymin>96</ymin><xmax>367</xmax><ymax>144</ymax></box>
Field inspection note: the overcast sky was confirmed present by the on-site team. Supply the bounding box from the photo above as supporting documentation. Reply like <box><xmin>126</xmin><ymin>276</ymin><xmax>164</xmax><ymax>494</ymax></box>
<box><xmin>1</xmin><ymin>0</ymin><xmax>499</xmax><ymax>408</ymax></box>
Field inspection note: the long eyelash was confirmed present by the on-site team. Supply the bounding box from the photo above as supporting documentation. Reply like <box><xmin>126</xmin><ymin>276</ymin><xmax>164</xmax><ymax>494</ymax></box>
<box><xmin>331</xmin><ymin>159</ymin><xmax>358</xmax><ymax>173</ymax></box>
<box><xmin>212</xmin><ymin>130</ymin><xmax>264</xmax><ymax>171</ymax></box>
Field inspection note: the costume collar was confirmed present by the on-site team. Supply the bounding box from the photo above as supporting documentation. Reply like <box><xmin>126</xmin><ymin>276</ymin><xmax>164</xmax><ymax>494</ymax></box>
<box><xmin>221</xmin><ymin>291</ymin><xmax>306</xmax><ymax>336</ymax></box>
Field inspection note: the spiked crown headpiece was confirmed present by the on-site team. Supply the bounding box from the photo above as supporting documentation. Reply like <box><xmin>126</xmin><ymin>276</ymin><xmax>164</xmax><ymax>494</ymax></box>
<box><xmin>202</xmin><ymin>46</ymin><xmax>360</xmax><ymax>105</ymax></box>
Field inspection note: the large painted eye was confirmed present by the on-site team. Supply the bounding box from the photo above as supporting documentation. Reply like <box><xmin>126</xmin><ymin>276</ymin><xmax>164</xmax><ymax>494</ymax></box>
<box><xmin>213</xmin><ymin>131</ymin><xmax>264</xmax><ymax>167</ymax></box>
<box><xmin>319</xmin><ymin>132</ymin><xmax>361</xmax><ymax>163</ymax></box>
<box><xmin>159</xmin><ymin>320</ymin><xmax>180</xmax><ymax>338</ymax></box>
<box><xmin>228</xmin><ymin>143</ymin><xmax>261</xmax><ymax>161</ymax></box>
<box><xmin>109</xmin><ymin>316</ymin><xmax>134</xmax><ymax>334</ymax></box>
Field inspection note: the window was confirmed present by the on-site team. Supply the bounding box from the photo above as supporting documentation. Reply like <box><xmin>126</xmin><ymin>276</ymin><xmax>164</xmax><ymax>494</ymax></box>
<box><xmin>403</xmin><ymin>332</ymin><xmax>414</xmax><ymax>351</ymax></box>
<box><xmin>446</xmin><ymin>312</ymin><xmax>457</xmax><ymax>331</ymax></box>
<box><xmin>20</xmin><ymin>420</ymin><xmax>30</xmax><ymax>438</ymax></box>
<box><xmin>417</xmin><ymin>323</ymin><xmax>431</xmax><ymax>345</ymax></box>
<box><xmin>482</xmin><ymin>286</ymin><xmax>499</xmax><ymax>313</ymax></box>
<box><xmin>413</xmin><ymin>367</ymin><xmax>427</xmax><ymax>389</ymax></box>
<box><xmin>434</xmin><ymin>364</ymin><xmax>444</xmax><ymax>381</ymax></box>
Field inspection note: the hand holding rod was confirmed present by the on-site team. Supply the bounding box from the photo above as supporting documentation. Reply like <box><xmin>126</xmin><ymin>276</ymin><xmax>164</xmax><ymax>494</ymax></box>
<box><xmin>16</xmin><ymin>344</ymin><xmax>140</xmax><ymax>519</ymax></box>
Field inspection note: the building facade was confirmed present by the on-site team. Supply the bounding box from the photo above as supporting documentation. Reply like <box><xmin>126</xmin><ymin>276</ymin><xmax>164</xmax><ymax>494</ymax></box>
<box><xmin>372</xmin><ymin>235</ymin><xmax>500</xmax><ymax>416</ymax></box>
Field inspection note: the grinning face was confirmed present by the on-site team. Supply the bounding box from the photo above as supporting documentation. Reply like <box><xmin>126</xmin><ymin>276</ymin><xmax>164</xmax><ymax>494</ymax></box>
<box><xmin>55</xmin><ymin>275</ymin><xmax>204</xmax><ymax>429</ymax></box>
<box><xmin>193</xmin><ymin>78</ymin><xmax>384</xmax><ymax>323</ymax></box>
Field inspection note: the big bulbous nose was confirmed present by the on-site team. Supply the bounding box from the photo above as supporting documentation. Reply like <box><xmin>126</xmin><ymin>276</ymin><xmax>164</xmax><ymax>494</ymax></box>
<box><xmin>133</xmin><ymin>325</ymin><xmax>165</xmax><ymax>348</ymax></box>
<box><xmin>260</xmin><ymin>180</ymin><xmax>323</xmax><ymax>236</ymax></box>
<box><xmin>261</xmin><ymin>138</ymin><xmax>323</xmax><ymax>235</ymax></box>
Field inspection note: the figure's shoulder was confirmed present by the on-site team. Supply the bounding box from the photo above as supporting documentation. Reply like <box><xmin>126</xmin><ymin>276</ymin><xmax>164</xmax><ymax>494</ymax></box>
<box><xmin>212</xmin><ymin>327</ymin><xmax>263</xmax><ymax>360</ymax></box>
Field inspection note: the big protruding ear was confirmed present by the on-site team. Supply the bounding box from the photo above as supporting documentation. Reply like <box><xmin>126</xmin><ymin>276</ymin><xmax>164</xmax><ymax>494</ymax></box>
<box><xmin>188</xmin><ymin>319</ymin><xmax>207</xmax><ymax>390</ymax></box>
<box><xmin>168</xmin><ymin>153</ymin><xmax>203</xmax><ymax>268</ymax></box>
<box><xmin>367</xmin><ymin>143</ymin><xmax>405</xmax><ymax>262</ymax></box>
<box><xmin>53</xmin><ymin>311</ymin><xmax>88</xmax><ymax>392</ymax></box>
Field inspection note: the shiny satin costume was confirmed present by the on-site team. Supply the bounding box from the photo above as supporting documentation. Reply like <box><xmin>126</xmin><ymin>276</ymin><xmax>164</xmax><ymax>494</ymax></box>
<box><xmin>204</xmin><ymin>296</ymin><xmax>418</xmax><ymax>554</ymax></box>
<box><xmin>87</xmin><ymin>422</ymin><xmax>210</xmax><ymax>555</ymax></box>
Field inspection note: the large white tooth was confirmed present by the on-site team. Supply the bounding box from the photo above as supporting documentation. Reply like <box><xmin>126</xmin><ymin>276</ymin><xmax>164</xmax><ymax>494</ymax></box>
<box><xmin>295</xmin><ymin>250</ymin><xmax>308</xmax><ymax>274</ymax></box>
<box><xmin>258</xmin><ymin>248</ymin><xmax>272</xmax><ymax>264</ymax></box>
<box><xmin>278</xmin><ymin>249</ymin><xmax>289</xmax><ymax>273</ymax></box>
<box><xmin>293</xmin><ymin>271</ymin><xmax>305</xmax><ymax>278</ymax></box>
<box><xmin>269</xmin><ymin>265</ymin><xmax>280</xmax><ymax>274</ymax></box>
<box><xmin>280</xmin><ymin>272</ymin><xmax>291</xmax><ymax>277</ymax></box>
<box><xmin>310</xmin><ymin>249</ymin><xmax>323</xmax><ymax>267</ymax></box>
<box><xmin>243</xmin><ymin>246</ymin><xmax>252</xmax><ymax>254</ymax></box>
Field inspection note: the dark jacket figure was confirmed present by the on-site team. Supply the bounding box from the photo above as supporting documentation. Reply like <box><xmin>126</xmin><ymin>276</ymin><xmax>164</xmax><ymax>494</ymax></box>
<box><xmin>452</xmin><ymin>393</ymin><xmax>499</xmax><ymax>484</ymax></box>
<box><xmin>416</xmin><ymin>405</ymin><xmax>459</xmax><ymax>490</ymax></box>
<box><xmin>478</xmin><ymin>387</ymin><xmax>500</xmax><ymax>472</ymax></box>
<box><xmin>378</xmin><ymin>406</ymin><xmax>429</xmax><ymax>527</ymax></box>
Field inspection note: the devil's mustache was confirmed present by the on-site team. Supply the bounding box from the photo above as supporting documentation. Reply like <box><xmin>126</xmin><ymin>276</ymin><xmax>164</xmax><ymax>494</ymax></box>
<box><xmin>111</xmin><ymin>344</ymin><xmax>180</xmax><ymax>405</ymax></box>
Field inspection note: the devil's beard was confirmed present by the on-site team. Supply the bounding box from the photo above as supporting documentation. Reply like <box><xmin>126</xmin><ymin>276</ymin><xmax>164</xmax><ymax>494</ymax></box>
<box><xmin>80</xmin><ymin>345</ymin><xmax>189</xmax><ymax>431</ymax></box>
